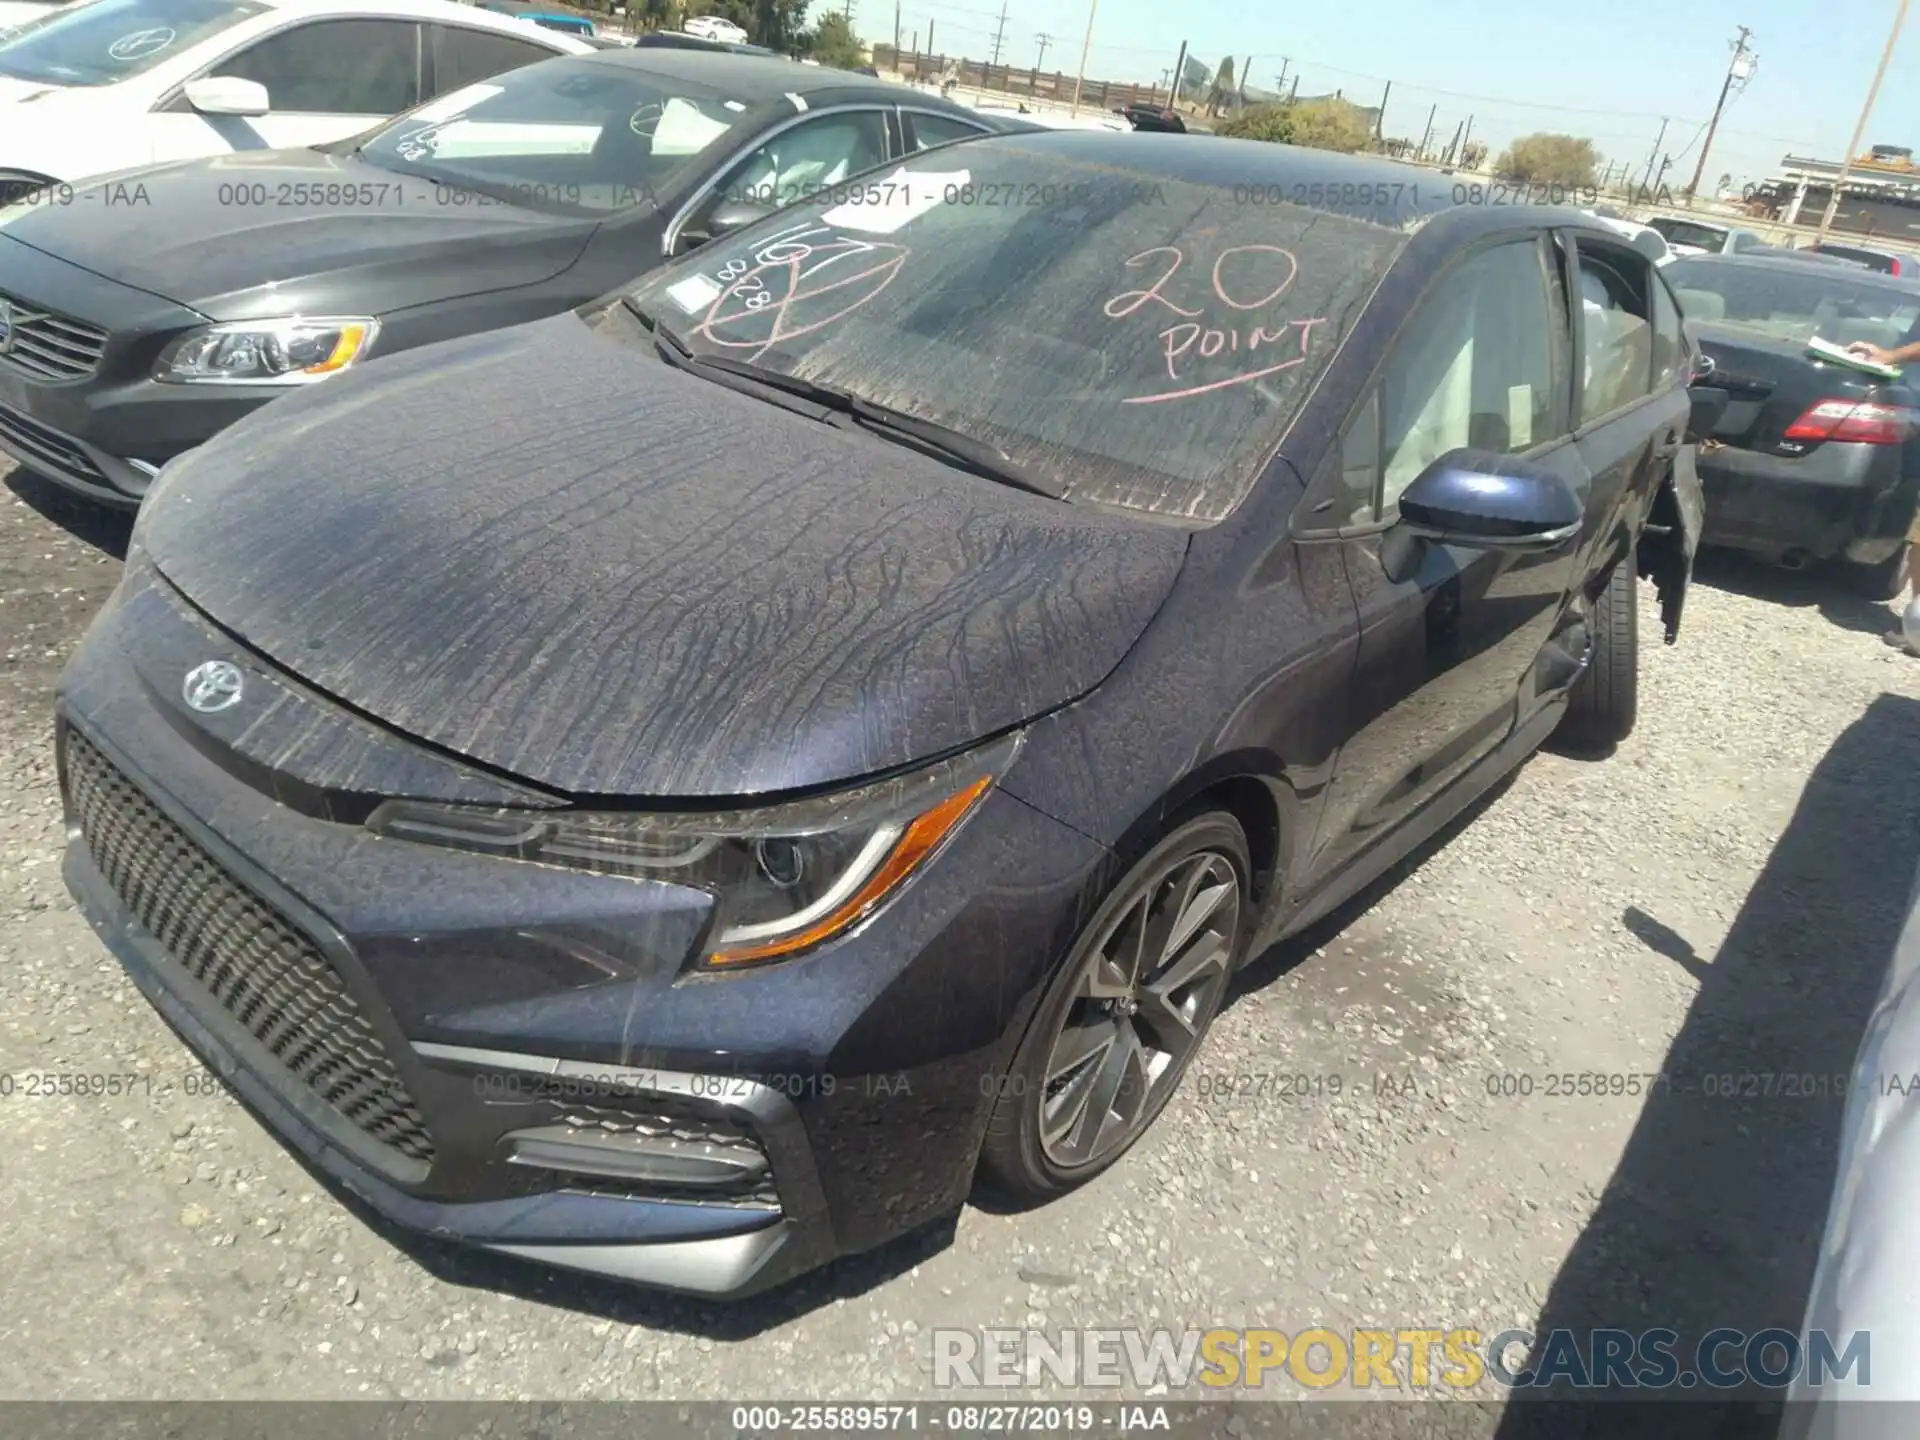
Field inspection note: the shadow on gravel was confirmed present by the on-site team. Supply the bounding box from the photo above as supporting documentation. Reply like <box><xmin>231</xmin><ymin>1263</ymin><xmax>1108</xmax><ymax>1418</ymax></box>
<box><xmin>1230</xmin><ymin>767</ymin><xmax>1524</xmax><ymax>1005</ymax></box>
<box><xmin>4</xmin><ymin>468</ymin><xmax>133</xmax><ymax>559</ymax></box>
<box><xmin>1496</xmin><ymin>691</ymin><xmax>1920</xmax><ymax>1438</ymax></box>
<box><xmin>1692</xmin><ymin>548</ymin><xmax>1893</xmax><ymax>640</ymax></box>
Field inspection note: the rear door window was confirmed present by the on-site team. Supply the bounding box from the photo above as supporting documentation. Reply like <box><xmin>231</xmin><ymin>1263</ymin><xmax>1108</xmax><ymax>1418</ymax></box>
<box><xmin>426</xmin><ymin>24</ymin><xmax>557</xmax><ymax>97</ymax></box>
<box><xmin>1575</xmin><ymin>244</ymin><xmax>1654</xmax><ymax>422</ymax></box>
<box><xmin>213</xmin><ymin>18</ymin><xmax>421</xmax><ymax>114</ymax></box>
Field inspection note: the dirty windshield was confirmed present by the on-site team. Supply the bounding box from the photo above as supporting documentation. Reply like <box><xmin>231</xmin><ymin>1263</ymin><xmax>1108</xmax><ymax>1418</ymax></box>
<box><xmin>0</xmin><ymin>0</ymin><xmax>266</xmax><ymax>85</ymax></box>
<box><xmin>1667</xmin><ymin>259</ymin><xmax>1920</xmax><ymax>351</ymax></box>
<box><xmin>625</xmin><ymin>148</ymin><xmax>1409</xmax><ymax>521</ymax></box>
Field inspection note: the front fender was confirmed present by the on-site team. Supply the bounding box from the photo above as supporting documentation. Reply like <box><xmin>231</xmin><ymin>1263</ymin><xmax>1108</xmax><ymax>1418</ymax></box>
<box><xmin>1636</xmin><ymin>445</ymin><xmax>1703</xmax><ymax>645</ymax></box>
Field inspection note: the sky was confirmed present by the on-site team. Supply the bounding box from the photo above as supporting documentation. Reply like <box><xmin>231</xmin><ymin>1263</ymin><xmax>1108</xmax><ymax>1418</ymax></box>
<box><xmin>826</xmin><ymin>0</ymin><xmax>1919</xmax><ymax>190</ymax></box>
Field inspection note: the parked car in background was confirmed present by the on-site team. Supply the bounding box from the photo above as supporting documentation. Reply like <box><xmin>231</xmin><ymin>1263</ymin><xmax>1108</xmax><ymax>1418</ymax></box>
<box><xmin>1646</xmin><ymin>215</ymin><xmax>1768</xmax><ymax>257</ymax></box>
<box><xmin>1808</xmin><ymin>238</ymin><xmax>1920</xmax><ymax>277</ymax></box>
<box><xmin>1666</xmin><ymin>252</ymin><xmax>1920</xmax><ymax>596</ymax></box>
<box><xmin>54</xmin><ymin>135</ymin><xmax>1702</xmax><ymax>1298</ymax></box>
<box><xmin>634</xmin><ymin>28</ymin><xmax>778</xmax><ymax>56</ymax></box>
<box><xmin>0</xmin><ymin>51</ymin><xmax>1003</xmax><ymax>507</ymax></box>
<box><xmin>481</xmin><ymin>4</ymin><xmax>593</xmax><ymax>37</ymax></box>
<box><xmin>1117</xmin><ymin>100</ymin><xmax>1185</xmax><ymax>132</ymax></box>
<box><xmin>681</xmin><ymin>12</ymin><xmax>746</xmax><ymax>43</ymax></box>
<box><xmin>1586</xmin><ymin>212</ymin><xmax>1674</xmax><ymax>267</ymax></box>
<box><xmin>0</xmin><ymin>0</ymin><xmax>592</xmax><ymax>198</ymax></box>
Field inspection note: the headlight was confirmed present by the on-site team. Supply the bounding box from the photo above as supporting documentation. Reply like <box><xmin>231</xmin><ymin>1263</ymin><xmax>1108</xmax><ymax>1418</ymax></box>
<box><xmin>365</xmin><ymin>733</ymin><xmax>1021</xmax><ymax>969</ymax></box>
<box><xmin>153</xmin><ymin>317</ymin><xmax>379</xmax><ymax>386</ymax></box>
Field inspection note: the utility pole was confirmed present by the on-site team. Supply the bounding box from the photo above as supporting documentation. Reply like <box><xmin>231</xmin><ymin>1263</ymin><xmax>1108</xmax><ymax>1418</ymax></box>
<box><xmin>1687</xmin><ymin>25</ymin><xmax>1755</xmax><ymax>202</ymax></box>
<box><xmin>1069</xmin><ymin>0</ymin><xmax>1096</xmax><ymax>114</ymax></box>
<box><xmin>1376</xmin><ymin>80</ymin><xmax>1390</xmax><ymax>141</ymax></box>
<box><xmin>1642</xmin><ymin>117</ymin><xmax>1669</xmax><ymax>195</ymax></box>
<box><xmin>1169</xmin><ymin>39</ymin><xmax>1188</xmax><ymax>106</ymax></box>
<box><xmin>893</xmin><ymin>0</ymin><xmax>900</xmax><ymax>55</ymax></box>
<box><xmin>843</xmin><ymin>0</ymin><xmax>853</xmax><ymax>20</ymax></box>
<box><xmin>1035</xmin><ymin>32</ymin><xmax>1055</xmax><ymax>69</ymax></box>
<box><xmin>1275</xmin><ymin>56</ymin><xmax>1289</xmax><ymax>95</ymax></box>
<box><xmin>1238</xmin><ymin>53</ymin><xmax>1250</xmax><ymax>106</ymax></box>
<box><xmin>1287</xmin><ymin>73</ymin><xmax>1299</xmax><ymax>102</ymax></box>
<box><xmin>1460</xmin><ymin>114</ymin><xmax>1474</xmax><ymax>164</ymax></box>
<box><xmin>1816</xmin><ymin>0</ymin><xmax>1910</xmax><ymax>246</ymax></box>
<box><xmin>1443</xmin><ymin>119</ymin><xmax>1462</xmax><ymax>166</ymax></box>
<box><xmin>1418</xmin><ymin>103</ymin><xmax>1436</xmax><ymax>160</ymax></box>
<box><xmin>988</xmin><ymin>0</ymin><xmax>1009</xmax><ymax>66</ymax></box>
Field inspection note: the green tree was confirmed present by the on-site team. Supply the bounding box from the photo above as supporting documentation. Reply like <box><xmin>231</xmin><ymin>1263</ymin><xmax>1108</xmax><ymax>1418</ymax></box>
<box><xmin>1287</xmin><ymin>97</ymin><xmax>1374</xmax><ymax>153</ymax></box>
<box><xmin>1493</xmin><ymin>132</ymin><xmax>1598</xmax><ymax>187</ymax></box>
<box><xmin>806</xmin><ymin>11</ymin><xmax>864</xmax><ymax>68</ymax></box>
<box><xmin>1460</xmin><ymin>139</ymin><xmax>1489</xmax><ymax>170</ymax></box>
<box><xmin>1214</xmin><ymin>102</ymin><xmax>1294</xmax><ymax>143</ymax></box>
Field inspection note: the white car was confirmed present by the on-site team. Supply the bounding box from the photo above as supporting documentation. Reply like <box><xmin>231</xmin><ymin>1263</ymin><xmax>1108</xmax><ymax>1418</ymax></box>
<box><xmin>1583</xmin><ymin>212</ymin><xmax>1675</xmax><ymax>267</ymax></box>
<box><xmin>0</xmin><ymin>0</ymin><xmax>593</xmax><ymax>191</ymax></box>
<box><xmin>0</xmin><ymin>1</ymin><xmax>72</xmax><ymax>35</ymax></box>
<box><xmin>681</xmin><ymin>13</ymin><xmax>745</xmax><ymax>43</ymax></box>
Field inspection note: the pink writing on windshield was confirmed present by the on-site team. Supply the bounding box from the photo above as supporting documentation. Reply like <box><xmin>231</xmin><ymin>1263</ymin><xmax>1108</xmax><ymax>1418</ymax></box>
<box><xmin>1104</xmin><ymin>243</ymin><xmax>1331</xmax><ymax>402</ymax></box>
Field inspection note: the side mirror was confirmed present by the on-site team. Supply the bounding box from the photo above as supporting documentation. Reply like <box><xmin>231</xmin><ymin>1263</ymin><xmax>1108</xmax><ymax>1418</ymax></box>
<box><xmin>707</xmin><ymin>199</ymin><xmax>773</xmax><ymax>238</ymax></box>
<box><xmin>1397</xmin><ymin>449</ymin><xmax>1585</xmax><ymax>551</ymax></box>
<box><xmin>182</xmin><ymin>76</ymin><xmax>270</xmax><ymax>117</ymax></box>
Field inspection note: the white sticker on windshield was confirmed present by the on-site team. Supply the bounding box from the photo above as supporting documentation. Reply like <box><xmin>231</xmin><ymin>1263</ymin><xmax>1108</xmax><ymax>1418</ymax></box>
<box><xmin>666</xmin><ymin>273</ymin><xmax>724</xmax><ymax>314</ymax></box>
<box><xmin>1507</xmin><ymin>384</ymin><xmax>1534</xmax><ymax>449</ymax></box>
<box><xmin>820</xmin><ymin>167</ymin><xmax>968</xmax><ymax>235</ymax></box>
<box><xmin>723</xmin><ymin>100</ymin><xmax>747</xmax><ymax>112</ymax></box>
<box><xmin>407</xmin><ymin>82</ymin><xmax>504</xmax><ymax>125</ymax></box>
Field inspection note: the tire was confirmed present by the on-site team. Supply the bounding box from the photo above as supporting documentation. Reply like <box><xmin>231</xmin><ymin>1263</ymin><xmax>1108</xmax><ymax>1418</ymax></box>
<box><xmin>1557</xmin><ymin>550</ymin><xmax>1639</xmax><ymax>750</ymax></box>
<box><xmin>1848</xmin><ymin>542</ymin><xmax>1911</xmax><ymax>601</ymax></box>
<box><xmin>978</xmin><ymin>810</ymin><xmax>1251</xmax><ymax>1202</ymax></box>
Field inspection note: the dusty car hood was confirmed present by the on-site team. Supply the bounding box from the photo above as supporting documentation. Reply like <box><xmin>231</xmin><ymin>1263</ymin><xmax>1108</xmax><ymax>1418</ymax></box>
<box><xmin>0</xmin><ymin>150</ymin><xmax>595</xmax><ymax>320</ymax></box>
<box><xmin>140</xmin><ymin>313</ymin><xmax>1189</xmax><ymax>799</ymax></box>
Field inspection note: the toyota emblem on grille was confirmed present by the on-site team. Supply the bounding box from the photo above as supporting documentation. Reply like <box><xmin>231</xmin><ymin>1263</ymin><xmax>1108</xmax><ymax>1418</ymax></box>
<box><xmin>182</xmin><ymin>660</ymin><xmax>244</xmax><ymax>713</ymax></box>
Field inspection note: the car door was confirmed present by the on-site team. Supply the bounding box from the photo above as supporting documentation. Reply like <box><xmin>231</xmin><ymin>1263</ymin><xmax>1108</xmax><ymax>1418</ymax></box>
<box><xmin>1563</xmin><ymin>231</ymin><xmax>1689</xmax><ymax>593</ymax></box>
<box><xmin>193</xmin><ymin>17</ymin><xmax>425</xmax><ymax>151</ymax></box>
<box><xmin>423</xmin><ymin>23</ymin><xmax>563</xmax><ymax>100</ymax></box>
<box><xmin>665</xmin><ymin>107</ymin><xmax>894</xmax><ymax>252</ymax></box>
<box><xmin>1293</xmin><ymin>232</ymin><xmax>1588</xmax><ymax>886</ymax></box>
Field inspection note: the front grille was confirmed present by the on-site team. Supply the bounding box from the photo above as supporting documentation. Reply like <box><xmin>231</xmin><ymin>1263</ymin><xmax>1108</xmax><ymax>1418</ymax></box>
<box><xmin>0</xmin><ymin>293</ymin><xmax>108</xmax><ymax>381</ymax></box>
<box><xmin>0</xmin><ymin>401</ymin><xmax>106</xmax><ymax>482</ymax></box>
<box><xmin>547</xmin><ymin>1101</ymin><xmax>780</xmax><ymax>1209</ymax></box>
<box><xmin>64</xmin><ymin>729</ymin><xmax>437</xmax><ymax>1168</ymax></box>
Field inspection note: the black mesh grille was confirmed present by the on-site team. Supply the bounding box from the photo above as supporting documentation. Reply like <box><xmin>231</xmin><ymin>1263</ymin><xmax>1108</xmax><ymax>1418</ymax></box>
<box><xmin>0</xmin><ymin>402</ymin><xmax>107</xmax><ymax>482</ymax></box>
<box><xmin>546</xmin><ymin>1102</ymin><xmax>780</xmax><ymax>1209</ymax></box>
<box><xmin>65</xmin><ymin>729</ymin><xmax>436</xmax><ymax>1167</ymax></box>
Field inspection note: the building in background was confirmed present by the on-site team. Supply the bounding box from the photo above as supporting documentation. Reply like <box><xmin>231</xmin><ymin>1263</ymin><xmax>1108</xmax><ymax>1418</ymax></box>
<box><xmin>1750</xmin><ymin>144</ymin><xmax>1920</xmax><ymax>243</ymax></box>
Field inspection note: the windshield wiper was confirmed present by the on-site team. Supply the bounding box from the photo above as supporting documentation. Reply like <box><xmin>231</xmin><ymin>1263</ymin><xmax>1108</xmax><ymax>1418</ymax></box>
<box><xmin>841</xmin><ymin>398</ymin><xmax>1064</xmax><ymax>499</ymax></box>
<box><xmin>633</xmin><ymin>302</ymin><xmax>1062</xmax><ymax>500</ymax></box>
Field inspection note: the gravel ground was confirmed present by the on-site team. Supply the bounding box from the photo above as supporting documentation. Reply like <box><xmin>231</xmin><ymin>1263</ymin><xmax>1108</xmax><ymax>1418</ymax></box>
<box><xmin>3</xmin><ymin>457</ymin><xmax>1920</xmax><ymax>1409</ymax></box>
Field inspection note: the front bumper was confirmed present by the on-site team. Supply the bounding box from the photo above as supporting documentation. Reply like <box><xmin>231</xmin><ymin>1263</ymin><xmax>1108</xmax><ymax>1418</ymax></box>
<box><xmin>0</xmin><ymin>235</ymin><xmax>276</xmax><ymax>506</ymax></box>
<box><xmin>1696</xmin><ymin>439</ymin><xmax>1917</xmax><ymax>563</ymax></box>
<box><xmin>54</xmin><ymin>562</ymin><xmax>1106</xmax><ymax>1295</ymax></box>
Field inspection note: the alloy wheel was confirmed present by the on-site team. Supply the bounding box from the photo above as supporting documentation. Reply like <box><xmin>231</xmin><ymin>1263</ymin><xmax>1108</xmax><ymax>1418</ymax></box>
<box><xmin>1037</xmin><ymin>849</ymin><xmax>1241</xmax><ymax>1169</ymax></box>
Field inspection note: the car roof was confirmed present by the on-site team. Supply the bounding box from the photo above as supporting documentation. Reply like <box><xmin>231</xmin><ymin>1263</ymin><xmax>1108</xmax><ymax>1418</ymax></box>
<box><xmin>572</xmin><ymin>47</ymin><xmax>954</xmax><ymax>104</ymax></box>
<box><xmin>922</xmin><ymin>130</ymin><xmax>1655</xmax><ymax>233</ymax></box>
<box><xmin>245</xmin><ymin>0</ymin><xmax>596</xmax><ymax>37</ymax></box>
<box><xmin>1666</xmin><ymin>250</ymin><xmax>1920</xmax><ymax>289</ymax></box>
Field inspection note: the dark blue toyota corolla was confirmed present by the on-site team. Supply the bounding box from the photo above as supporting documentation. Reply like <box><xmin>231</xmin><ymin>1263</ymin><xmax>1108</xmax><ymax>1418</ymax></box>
<box><xmin>54</xmin><ymin>132</ymin><xmax>1707</xmax><ymax>1297</ymax></box>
